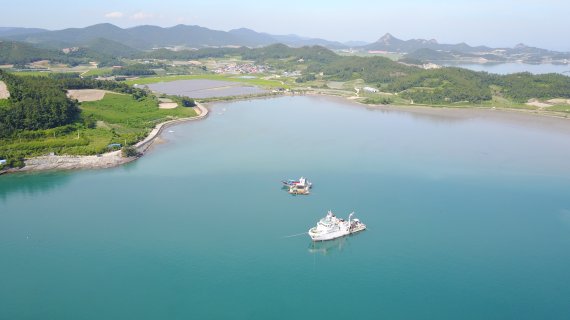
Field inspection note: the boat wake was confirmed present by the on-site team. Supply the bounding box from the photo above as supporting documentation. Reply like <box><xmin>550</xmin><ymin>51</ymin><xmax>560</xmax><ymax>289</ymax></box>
<box><xmin>282</xmin><ymin>232</ymin><xmax>309</xmax><ymax>238</ymax></box>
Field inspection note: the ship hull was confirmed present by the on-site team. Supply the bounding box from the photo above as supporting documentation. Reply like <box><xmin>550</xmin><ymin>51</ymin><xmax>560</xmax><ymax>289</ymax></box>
<box><xmin>309</xmin><ymin>226</ymin><xmax>366</xmax><ymax>241</ymax></box>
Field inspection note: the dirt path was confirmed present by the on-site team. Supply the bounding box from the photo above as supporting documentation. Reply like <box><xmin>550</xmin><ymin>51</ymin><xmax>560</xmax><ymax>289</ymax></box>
<box><xmin>0</xmin><ymin>81</ymin><xmax>9</xmax><ymax>99</ymax></box>
<box><xmin>159</xmin><ymin>102</ymin><xmax>178</xmax><ymax>109</ymax></box>
<box><xmin>67</xmin><ymin>89</ymin><xmax>114</xmax><ymax>102</ymax></box>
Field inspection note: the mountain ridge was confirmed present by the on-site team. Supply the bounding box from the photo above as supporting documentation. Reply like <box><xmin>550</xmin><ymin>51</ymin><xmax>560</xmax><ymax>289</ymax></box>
<box><xmin>1</xmin><ymin>24</ymin><xmax>568</xmax><ymax>59</ymax></box>
<box><xmin>1</xmin><ymin>24</ymin><xmax>348</xmax><ymax>50</ymax></box>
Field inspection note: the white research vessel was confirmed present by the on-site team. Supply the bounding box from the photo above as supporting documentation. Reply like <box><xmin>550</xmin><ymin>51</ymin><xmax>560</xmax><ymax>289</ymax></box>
<box><xmin>308</xmin><ymin>211</ymin><xmax>366</xmax><ymax>241</ymax></box>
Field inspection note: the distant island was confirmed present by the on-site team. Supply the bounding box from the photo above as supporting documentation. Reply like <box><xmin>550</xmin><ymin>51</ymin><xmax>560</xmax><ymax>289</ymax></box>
<box><xmin>1</xmin><ymin>23</ymin><xmax>570</xmax><ymax>172</ymax></box>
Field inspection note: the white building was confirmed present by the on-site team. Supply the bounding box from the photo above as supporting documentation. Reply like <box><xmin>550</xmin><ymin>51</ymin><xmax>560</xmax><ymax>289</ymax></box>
<box><xmin>362</xmin><ymin>87</ymin><xmax>379</xmax><ymax>93</ymax></box>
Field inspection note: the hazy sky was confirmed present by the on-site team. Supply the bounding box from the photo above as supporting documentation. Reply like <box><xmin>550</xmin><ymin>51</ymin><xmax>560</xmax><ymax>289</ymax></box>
<box><xmin>3</xmin><ymin>0</ymin><xmax>569</xmax><ymax>51</ymax></box>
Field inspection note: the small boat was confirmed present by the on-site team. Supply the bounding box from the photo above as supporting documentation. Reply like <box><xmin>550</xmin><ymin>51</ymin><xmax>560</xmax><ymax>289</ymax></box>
<box><xmin>282</xmin><ymin>176</ymin><xmax>312</xmax><ymax>188</ymax></box>
<box><xmin>308</xmin><ymin>211</ymin><xmax>366</xmax><ymax>241</ymax></box>
<box><xmin>289</xmin><ymin>183</ymin><xmax>310</xmax><ymax>195</ymax></box>
<box><xmin>282</xmin><ymin>179</ymin><xmax>299</xmax><ymax>188</ymax></box>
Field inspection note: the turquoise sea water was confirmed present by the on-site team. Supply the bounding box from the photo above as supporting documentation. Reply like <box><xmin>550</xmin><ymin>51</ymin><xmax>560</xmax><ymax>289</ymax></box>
<box><xmin>2</xmin><ymin>96</ymin><xmax>570</xmax><ymax>319</ymax></box>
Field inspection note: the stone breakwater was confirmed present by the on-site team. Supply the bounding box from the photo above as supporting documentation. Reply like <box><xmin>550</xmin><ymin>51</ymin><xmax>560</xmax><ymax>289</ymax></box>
<box><xmin>135</xmin><ymin>103</ymin><xmax>208</xmax><ymax>154</ymax></box>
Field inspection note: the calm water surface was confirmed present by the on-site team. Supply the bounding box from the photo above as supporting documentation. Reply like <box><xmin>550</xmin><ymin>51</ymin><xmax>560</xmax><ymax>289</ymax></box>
<box><xmin>146</xmin><ymin>79</ymin><xmax>268</xmax><ymax>98</ymax></box>
<box><xmin>2</xmin><ymin>96</ymin><xmax>570</xmax><ymax>319</ymax></box>
<box><xmin>445</xmin><ymin>62</ymin><xmax>570</xmax><ymax>75</ymax></box>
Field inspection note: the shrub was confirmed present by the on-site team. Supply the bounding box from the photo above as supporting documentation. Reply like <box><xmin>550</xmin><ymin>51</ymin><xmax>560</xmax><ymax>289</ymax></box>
<box><xmin>121</xmin><ymin>146</ymin><xmax>140</xmax><ymax>158</ymax></box>
<box><xmin>181</xmin><ymin>97</ymin><xmax>196</xmax><ymax>107</ymax></box>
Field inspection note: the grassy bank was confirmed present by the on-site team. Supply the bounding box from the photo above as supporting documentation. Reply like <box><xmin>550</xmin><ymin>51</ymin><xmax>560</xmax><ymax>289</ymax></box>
<box><xmin>0</xmin><ymin>93</ymin><xmax>197</xmax><ymax>164</ymax></box>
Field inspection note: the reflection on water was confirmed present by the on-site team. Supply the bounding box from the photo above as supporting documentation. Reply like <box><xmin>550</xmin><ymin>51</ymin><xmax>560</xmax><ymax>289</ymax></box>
<box><xmin>0</xmin><ymin>172</ymin><xmax>74</xmax><ymax>202</ymax></box>
<box><xmin>308</xmin><ymin>237</ymin><xmax>348</xmax><ymax>255</ymax></box>
<box><xmin>364</xmin><ymin>105</ymin><xmax>473</xmax><ymax>125</ymax></box>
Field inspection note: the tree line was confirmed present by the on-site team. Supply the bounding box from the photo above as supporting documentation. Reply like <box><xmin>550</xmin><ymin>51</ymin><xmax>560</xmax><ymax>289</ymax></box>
<box><xmin>385</xmin><ymin>67</ymin><xmax>492</xmax><ymax>104</ymax></box>
<box><xmin>0</xmin><ymin>70</ymin><xmax>80</xmax><ymax>137</ymax></box>
<box><xmin>486</xmin><ymin>72</ymin><xmax>570</xmax><ymax>102</ymax></box>
<box><xmin>51</xmin><ymin>73</ymin><xmax>148</xmax><ymax>99</ymax></box>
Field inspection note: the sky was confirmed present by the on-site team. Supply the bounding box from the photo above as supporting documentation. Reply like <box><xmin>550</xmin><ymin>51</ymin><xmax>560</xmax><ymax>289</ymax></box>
<box><xmin>3</xmin><ymin>0</ymin><xmax>569</xmax><ymax>51</ymax></box>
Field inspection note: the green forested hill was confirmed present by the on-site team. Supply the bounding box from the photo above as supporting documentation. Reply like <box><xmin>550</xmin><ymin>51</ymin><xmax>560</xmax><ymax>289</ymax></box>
<box><xmin>82</xmin><ymin>38</ymin><xmax>140</xmax><ymax>58</ymax></box>
<box><xmin>386</xmin><ymin>67</ymin><xmax>492</xmax><ymax>103</ymax></box>
<box><xmin>489</xmin><ymin>72</ymin><xmax>570</xmax><ymax>102</ymax></box>
<box><xmin>141</xmin><ymin>43</ymin><xmax>339</xmax><ymax>63</ymax></box>
<box><xmin>0</xmin><ymin>41</ymin><xmax>72</xmax><ymax>65</ymax></box>
<box><xmin>309</xmin><ymin>56</ymin><xmax>415</xmax><ymax>82</ymax></box>
<box><xmin>0</xmin><ymin>70</ymin><xmax>80</xmax><ymax>136</ymax></box>
<box><xmin>0</xmin><ymin>39</ymin><xmax>134</xmax><ymax>67</ymax></box>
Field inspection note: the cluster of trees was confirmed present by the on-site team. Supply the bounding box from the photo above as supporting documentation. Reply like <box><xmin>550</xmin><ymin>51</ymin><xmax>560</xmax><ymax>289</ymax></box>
<box><xmin>295</xmin><ymin>74</ymin><xmax>316</xmax><ymax>83</ymax></box>
<box><xmin>241</xmin><ymin>44</ymin><xmax>338</xmax><ymax>64</ymax></box>
<box><xmin>143</xmin><ymin>47</ymin><xmax>239</xmax><ymax>60</ymax></box>
<box><xmin>180</xmin><ymin>97</ymin><xmax>196</xmax><ymax>107</ymax></box>
<box><xmin>142</xmin><ymin>44</ymin><xmax>339</xmax><ymax>66</ymax></box>
<box><xmin>0</xmin><ymin>70</ymin><xmax>80</xmax><ymax>137</ymax></box>
<box><xmin>64</xmin><ymin>47</ymin><xmax>123</xmax><ymax>68</ymax></box>
<box><xmin>53</xmin><ymin>75</ymin><xmax>148</xmax><ymax>99</ymax></box>
<box><xmin>111</xmin><ymin>64</ymin><xmax>157</xmax><ymax>76</ymax></box>
<box><xmin>0</xmin><ymin>41</ymin><xmax>83</xmax><ymax>66</ymax></box>
<box><xmin>0</xmin><ymin>40</ymin><xmax>127</xmax><ymax>67</ymax></box>
<box><xmin>309</xmin><ymin>56</ymin><xmax>414</xmax><ymax>83</ymax></box>
<box><xmin>403</xmin><ymin>48</ymin><xmax>456</xmax><ymax>62</ymax></box>
<box><xmin>487</xmin><ymin>72</ymin><xmax>570</xmax><ymax>102</ymax></box>
<box><xmin>386</xmin><ymin>68</ymin><xmax>492</xmax><ymax>104</ymax></box>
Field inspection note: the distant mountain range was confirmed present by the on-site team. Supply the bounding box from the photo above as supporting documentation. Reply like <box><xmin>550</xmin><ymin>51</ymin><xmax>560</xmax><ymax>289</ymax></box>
<box><xmin>364</xmin><ymin>33</ymin><xmax>492</xmax><ymax>53</ymax></box>
<box><xmin>0</xmin><ymin>27</ymin><xmax>48</xmax><ymax>37</ymax></box>
<box><xmin>1</xmin><ymin>24</ymin><xmax>568</xmax><ymax>63</ymax></box>
<box><xmin>364</xmin><ymin>33</ymin><xmax>570</xmax><ymax>63</ymax></box>
<box><xmin>0</xmin><ymin>23</ymin><xmax>351</xmax><ymax>50</ymax></box>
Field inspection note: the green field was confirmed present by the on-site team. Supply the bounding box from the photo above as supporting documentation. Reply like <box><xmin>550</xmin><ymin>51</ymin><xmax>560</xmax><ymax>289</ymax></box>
<box><xmin>545</xmin><ymin>105</ymin><xmax>570</xmax><ymax>113</ymax></box>
<box><xmin>81</xmin><ymin>93</ymin><xmax>196</xmax><ymax>127</ymax></box>
<box><xmin>10</xmin><ymin>71</ymin><xmax>52</xmax><ymax>77</ymax></box>
<box><xmin>0</xmin><ymin>93</ymin><xmax>197</xmax><ymax>163</ymax></box>
<box><xmin>81</xmin><ymin>67</ymin><xmax>113</xmax><ymax>77</ymax></box>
